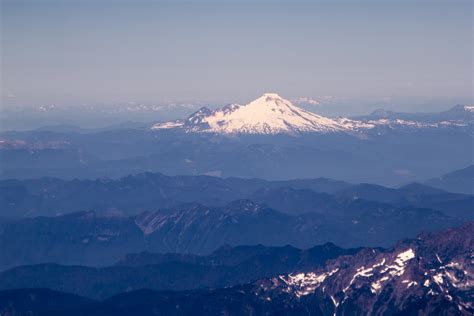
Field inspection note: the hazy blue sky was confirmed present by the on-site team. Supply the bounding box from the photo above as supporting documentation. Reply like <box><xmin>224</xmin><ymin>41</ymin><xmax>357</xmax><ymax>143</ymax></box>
<box><xmin>2</xmin><ymin>0</ymin><xmax>473</xmax><ymax>109</ymax></box>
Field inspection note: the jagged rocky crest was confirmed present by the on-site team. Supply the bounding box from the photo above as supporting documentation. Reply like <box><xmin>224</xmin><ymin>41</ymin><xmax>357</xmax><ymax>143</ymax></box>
<box><xmin>258</xmin><ymin>223</ymin><xmax>473</xmax><ymax>315</ymax></box>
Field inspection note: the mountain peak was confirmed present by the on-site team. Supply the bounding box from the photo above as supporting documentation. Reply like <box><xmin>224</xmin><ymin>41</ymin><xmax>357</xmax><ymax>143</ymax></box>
<box><xmin>261</xmin><ymin>92</ymin><xmax>283</xmax><ymax>99</ymax></box>
<box><xmin>249</xmin><ymin>93</ymin><xmax>291</xmax><ymax>108</ymax></box>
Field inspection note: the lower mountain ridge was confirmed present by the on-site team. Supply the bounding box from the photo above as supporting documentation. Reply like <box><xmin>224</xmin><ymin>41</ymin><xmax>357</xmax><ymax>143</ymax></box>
<box><xmin>0</xmin><ymin>223</ymin><xmax>471</xmax><ymax>315</ymax></box>
<box><xmin>0</xmin><ymin>200</ymin><xmax>460</xmax><ymax>270</ymax></box>
<box><xmin>0</xmin><ymin>243</ymin><xmax>359</xmax><ymax>300</ymax></box>
<box><xmin>427</xmin><ymin>165</ymin><xmax>474</xmax><ymax>195</ymax></box>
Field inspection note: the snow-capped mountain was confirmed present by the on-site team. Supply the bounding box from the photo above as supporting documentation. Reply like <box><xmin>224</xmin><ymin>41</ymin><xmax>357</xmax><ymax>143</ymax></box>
<box><xmin>151</xmin><ymin>94</ymin><xmax>472</xmax><ymax>135</ymax></box>
<box><xmin>152</xmin><ymin>93</ymin><xmax>350</xmax><ymax>135</ymax></box>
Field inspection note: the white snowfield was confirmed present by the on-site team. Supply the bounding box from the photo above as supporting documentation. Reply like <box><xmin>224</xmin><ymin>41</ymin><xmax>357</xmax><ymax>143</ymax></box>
<box><xmin>464</xmin><ymin>105</ymin><xmax>474</xmax><ymax>112</ymax></box>
<box><xmin>151</xmin><ymin>120</ymin><xmax>184</xmax><ymax>130</ymax></box>
<box><xmin>279</xmin><ymin>269</ymin><xmax>339</xmax><ymax>298</ymax></box>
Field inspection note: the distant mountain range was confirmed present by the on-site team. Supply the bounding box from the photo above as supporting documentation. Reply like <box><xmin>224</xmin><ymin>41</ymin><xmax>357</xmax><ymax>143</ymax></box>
<box><xmin>0</xmin><ymin>171</ymin><xmax>471</xmax><ymax>270</ymax></box>
<box><xmin>151</xmin><ymin>94</ymin><xmax>473</xmax><ymax>135</ymax></box>
<box><xmin>355</xmin><ymin>104</ymin><xmax>474</xmax><ymax>123</ymax></box>
<box><xmin>0</xmin><ymin>223</ymin><xmax>471</xmax><ymax>315</ymax></box>
<box><xmin>1</xmin><ymin>172</ymin><xmax>472</xmax><ymax>219</ymax></box>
